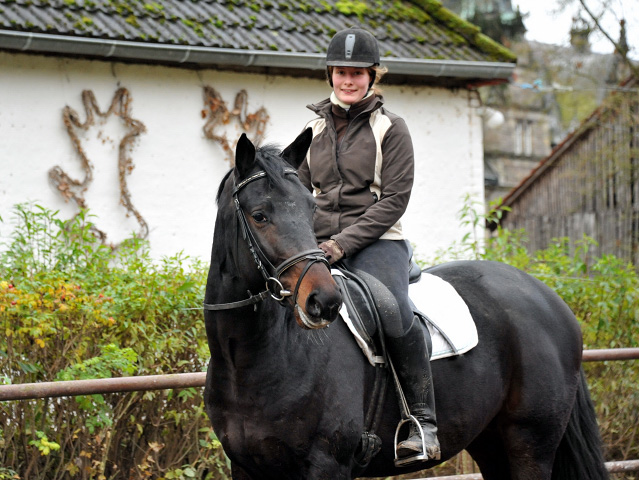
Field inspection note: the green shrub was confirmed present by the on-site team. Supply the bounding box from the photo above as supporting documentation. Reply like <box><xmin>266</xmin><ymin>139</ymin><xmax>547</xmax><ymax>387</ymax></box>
<box><xmin>0</xmin><ymin>204</ymin><xmax>229</xmax><ymax>480</ymax></box>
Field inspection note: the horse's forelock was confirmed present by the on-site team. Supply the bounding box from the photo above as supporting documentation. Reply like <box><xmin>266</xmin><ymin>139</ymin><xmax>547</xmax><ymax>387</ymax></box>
<box><xmin>255</xmin><ymin>144</ymin><xmax>289</xmax><ymax>190</ymax></box>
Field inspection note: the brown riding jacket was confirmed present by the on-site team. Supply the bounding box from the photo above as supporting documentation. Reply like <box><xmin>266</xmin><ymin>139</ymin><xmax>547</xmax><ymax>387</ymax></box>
<box><xmin>298</xmin><ymin>93</ymin><xmax>415</xmax><ymax>258</ymax></box>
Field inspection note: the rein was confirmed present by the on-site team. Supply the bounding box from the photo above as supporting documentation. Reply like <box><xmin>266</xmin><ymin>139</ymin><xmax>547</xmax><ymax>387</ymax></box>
<box><xmin>203</xmin><ymin>167</ymin><xmax>329</xmax><ymax>312</ymax></box>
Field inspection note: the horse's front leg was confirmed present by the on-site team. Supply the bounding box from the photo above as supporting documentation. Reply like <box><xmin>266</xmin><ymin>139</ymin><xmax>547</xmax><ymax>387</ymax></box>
<box><xmin>230</xmin><ymin>458</ymin><xmax>351</xmax><ymax>480</ymax></box>
<box><xmin>306</xmin><ymin>463</ymin><xmax>352</xmax><ymax>480</ymax></box>
<box><xmin>305</xmin><ymin>445</ymin><xmax>355</xmax><ymax>480</ymax></box>
<box><xmin>230</xmin><ymin>463</ymin><xmax>254</xmax><ymax>480</ymax></box>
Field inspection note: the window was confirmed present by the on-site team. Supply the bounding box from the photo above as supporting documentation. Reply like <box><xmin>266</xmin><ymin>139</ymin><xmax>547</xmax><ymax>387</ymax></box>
<box><xmin>514</xmin><ymin>119</ymin><xmax>533</xmax><ymax>156</ymax></box>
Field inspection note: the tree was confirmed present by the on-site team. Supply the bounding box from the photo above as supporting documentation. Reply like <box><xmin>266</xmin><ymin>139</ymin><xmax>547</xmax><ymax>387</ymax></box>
<box><xmin>558</xmin><ymin>0</ymin><xmax>638</xmax><ymax>77</ymax></box>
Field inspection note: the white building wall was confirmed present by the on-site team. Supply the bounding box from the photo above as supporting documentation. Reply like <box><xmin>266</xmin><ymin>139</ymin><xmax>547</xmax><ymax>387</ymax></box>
<box><xmin>0</xmin><ymin>51</ymin><xmax>484</xmax><ymax>263</ymax></box>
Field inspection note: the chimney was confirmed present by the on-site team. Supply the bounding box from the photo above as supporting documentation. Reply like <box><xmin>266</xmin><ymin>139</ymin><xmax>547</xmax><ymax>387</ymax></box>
<box><xmin>607</xmin><ymin>19</ymin><xmax>630</xmax><ymax>84</ymax></box>
<box><xmin>570</xmin><ymin>15</ymin><xmax>591</xmax><ymax>53</ymax></box>
<box><xmin>617</xmin><ymin>19</ymin><xmax>629</xmax><ymax>58</ymax></box>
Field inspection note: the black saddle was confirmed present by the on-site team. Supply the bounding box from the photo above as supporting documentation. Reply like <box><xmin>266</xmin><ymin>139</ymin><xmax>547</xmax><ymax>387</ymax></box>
<box><xmin>333</xmin><ymin>240</ymin><xmax>430</xmax><ymax>362</ymax></box>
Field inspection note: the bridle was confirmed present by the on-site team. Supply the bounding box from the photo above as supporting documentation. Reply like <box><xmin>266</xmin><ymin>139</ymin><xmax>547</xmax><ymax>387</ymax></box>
<box><xmin>203</xmin><ymin>167</ymin><xmax>330</xmax><ymax>312</ymax></box>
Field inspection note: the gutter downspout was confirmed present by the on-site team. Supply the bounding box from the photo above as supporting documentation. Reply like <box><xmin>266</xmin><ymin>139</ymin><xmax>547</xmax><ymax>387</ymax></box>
<box><xmin>0</xmin><ymin>30</ymin><xmax>515</xmax><ymax>80</ymax></box>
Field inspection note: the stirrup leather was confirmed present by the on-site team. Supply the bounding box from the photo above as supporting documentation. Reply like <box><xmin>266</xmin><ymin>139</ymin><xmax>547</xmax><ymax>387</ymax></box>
<box><xmin>393</xmin><ymin>414</ymin><xmax>441</xmax><ymax>467</ymax></box>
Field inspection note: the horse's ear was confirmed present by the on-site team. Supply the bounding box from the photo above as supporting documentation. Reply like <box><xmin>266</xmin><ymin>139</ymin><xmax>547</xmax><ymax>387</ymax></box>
<box><xmin>282</xmin><ymin>128</ymin><xmax>313</xmax><ymax>169</ymax></box>
<box><xmin>235</xmin><ymin>133</ymin><xmax>256</xmax><ymax>179</ymax></box>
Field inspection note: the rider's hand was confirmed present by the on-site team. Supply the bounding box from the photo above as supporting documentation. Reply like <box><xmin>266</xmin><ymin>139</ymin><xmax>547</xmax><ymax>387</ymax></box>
<box><xmin>319</xmin><ymin>240</ymin><xmax>344</xmax><ymax>265</ymax></box>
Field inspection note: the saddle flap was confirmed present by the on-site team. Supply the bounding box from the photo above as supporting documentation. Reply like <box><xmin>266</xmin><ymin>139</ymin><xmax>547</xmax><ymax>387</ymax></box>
<box><xmin>332</xmin><ymin>270</ymin><xmax>384</xmax><ymax>366</ymax></box>
<box><xmin>334</xmin><ymin>269</ymin><xmax>478</xmax><ymax>364</ymax></box>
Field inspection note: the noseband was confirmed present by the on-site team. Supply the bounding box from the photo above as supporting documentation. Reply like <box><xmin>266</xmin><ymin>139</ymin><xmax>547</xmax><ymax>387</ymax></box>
<box><xmin>203</xmin><ymin>168</ymin><xmax>329</xmax><ymax>312</ymax></box>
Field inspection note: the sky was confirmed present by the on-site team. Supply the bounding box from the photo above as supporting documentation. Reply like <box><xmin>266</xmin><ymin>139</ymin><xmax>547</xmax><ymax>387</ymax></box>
<box><xmin>510</xmin><ymin>0</ymin><xmax>638</xmax><ymax>59</ymax></box>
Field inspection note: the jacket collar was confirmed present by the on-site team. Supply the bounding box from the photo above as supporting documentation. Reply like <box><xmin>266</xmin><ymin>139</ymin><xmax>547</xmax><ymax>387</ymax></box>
<box><xmin>307</xmin><ymin>93</ymin><xmax>384</xmax><ymax>119</ymax></box>
<box><xmin>329</xmin><ymin>90</ymin><xmax>374</xmax><ymax>110</ymax></box>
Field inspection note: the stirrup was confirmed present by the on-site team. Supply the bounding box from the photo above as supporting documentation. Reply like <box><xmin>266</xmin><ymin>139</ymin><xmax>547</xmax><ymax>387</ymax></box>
<box><xmin>393</xmin><ymin>415</ymin><xmax>440</xmax><ymax>467</ymax></box>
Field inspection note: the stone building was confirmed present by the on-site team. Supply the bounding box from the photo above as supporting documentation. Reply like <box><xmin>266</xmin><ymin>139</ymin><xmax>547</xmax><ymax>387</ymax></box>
<box><xmin>443</xmin><ymin>0</ymin><xmax>631</xmax><ymax>205</ymax></box>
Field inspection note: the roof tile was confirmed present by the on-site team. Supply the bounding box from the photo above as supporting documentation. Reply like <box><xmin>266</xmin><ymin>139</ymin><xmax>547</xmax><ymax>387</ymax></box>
<box><xmin>0</xmin><ymin>0</ymin><xmax>516</xmax><ymax>63</ymax></box>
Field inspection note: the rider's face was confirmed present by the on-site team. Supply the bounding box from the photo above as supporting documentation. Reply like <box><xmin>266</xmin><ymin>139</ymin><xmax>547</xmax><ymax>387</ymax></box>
<box><xmin>332</xmin><ymin>66</ymin><xmax>371</xmax><ymax>105</ymax></box>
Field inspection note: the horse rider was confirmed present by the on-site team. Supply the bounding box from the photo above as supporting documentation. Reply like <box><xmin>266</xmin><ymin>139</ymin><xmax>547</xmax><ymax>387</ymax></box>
<box><xmin>297</xmin><ymin>26</ymin><xmax>441</xmax><ymax>464</ymax></box>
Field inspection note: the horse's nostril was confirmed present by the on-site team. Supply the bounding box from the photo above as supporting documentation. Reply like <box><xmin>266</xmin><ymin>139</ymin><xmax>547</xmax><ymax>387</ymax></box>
<box><xmin>306</xmin><ymin>292</ymin><xmax>322</xmax><ymax>318</ymax></box>
<box><xmin>306</xmin><ymin>290</ymin><xmax>341</xmax><ymax>320</ymax></box>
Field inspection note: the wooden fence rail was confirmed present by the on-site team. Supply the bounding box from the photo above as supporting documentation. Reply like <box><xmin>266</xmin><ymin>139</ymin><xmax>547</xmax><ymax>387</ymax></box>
<box><xmin>1</xmin><ymin>348</ymin><xmax>638</xmax><ymax>402</ymax></box>
<box><xmin>424</xmin><ymin>460</ymin><xmax>639</xmax><ymax>479</ymax></box>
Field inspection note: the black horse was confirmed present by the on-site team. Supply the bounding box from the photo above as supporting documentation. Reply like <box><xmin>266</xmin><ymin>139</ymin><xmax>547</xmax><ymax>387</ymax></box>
<box><xmin>203</xmin><ymin>130</ymin><xmax>608</xmax><ymax>480</ymax></box>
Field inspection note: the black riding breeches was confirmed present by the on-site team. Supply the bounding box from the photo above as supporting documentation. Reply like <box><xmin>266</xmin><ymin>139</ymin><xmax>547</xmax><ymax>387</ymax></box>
<box><xmin>341</xmin><ymin>239</ymin><xmax>413</xmax><ymax>338</ymax></box>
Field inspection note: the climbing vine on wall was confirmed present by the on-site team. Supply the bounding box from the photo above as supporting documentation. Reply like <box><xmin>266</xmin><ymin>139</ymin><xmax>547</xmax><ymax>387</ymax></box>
<box><xmin>48</xmin><ymin>88</ymin><xmax>149</xmax><ymax>248</ymax></box>
<box><xmin>202</xmin><ymin>86</ymin><xmax>269</xmax><ymax>165</ymax></box>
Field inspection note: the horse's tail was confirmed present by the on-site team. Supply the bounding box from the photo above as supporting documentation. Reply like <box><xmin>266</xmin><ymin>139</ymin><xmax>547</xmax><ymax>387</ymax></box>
<box><xmin>552</xmin><ymin>368</ymin><xmax>608</xmax><ymax>480</ymax></box>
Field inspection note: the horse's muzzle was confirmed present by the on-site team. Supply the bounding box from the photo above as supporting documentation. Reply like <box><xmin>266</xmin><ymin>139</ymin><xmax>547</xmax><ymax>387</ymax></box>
<box><xmin>295</xmin><ymin>304</ymin><xmax>333</xmax><ymax>329</ymax></box>
<box><xmin>294</xmin><ymin>275</ymin><xmax>342</xmax><ymax>329</ymax></box>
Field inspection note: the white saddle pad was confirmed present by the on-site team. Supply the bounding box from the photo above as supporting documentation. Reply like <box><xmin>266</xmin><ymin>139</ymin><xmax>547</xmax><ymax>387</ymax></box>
<box><xmin>337</xmin><ymin>271</ymin><xmax>478</xmax><ymax>365</ymax></box>
<box><xmin>410</xmin><ymin>273</ymin><xmax>478</xmax><ymax>360</ymax></box>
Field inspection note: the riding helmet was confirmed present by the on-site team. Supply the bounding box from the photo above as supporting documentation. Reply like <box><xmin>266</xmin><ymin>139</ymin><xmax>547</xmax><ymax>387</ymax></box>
<box><xmin>326</xmin><ymin>27</ymin><xmax>380</xmax><ymax>68</ymax></box>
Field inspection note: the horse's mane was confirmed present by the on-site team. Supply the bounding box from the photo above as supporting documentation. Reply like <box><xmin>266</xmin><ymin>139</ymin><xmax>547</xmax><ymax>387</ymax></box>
<box><xmin>216</xmin><ymin>144</ymin><xmax>289</xmax><ymax>204</ymax></box>
<box><xmin>216</xmin><ymin>169</ymin><xmax>234</xmax><ymax>204</ymax></box>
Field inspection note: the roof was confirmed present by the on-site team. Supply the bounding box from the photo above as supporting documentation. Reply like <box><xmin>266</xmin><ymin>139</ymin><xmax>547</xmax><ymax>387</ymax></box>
<box><xmin>0</xmin><ymin>0</ymin><xmax>516</xmax><ymax>86</ymax></box>
<box><xmin>500</xmin><ymin>74</ymin><xmax>638</xmax><ymax>209</ymax></box>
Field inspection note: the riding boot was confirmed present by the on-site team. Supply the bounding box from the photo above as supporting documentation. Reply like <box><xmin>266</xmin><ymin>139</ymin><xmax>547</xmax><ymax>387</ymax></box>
<box><xmin>386</xmin><ymin>326</ymin><xmax>441</xmax><ymax>463</ymax></box>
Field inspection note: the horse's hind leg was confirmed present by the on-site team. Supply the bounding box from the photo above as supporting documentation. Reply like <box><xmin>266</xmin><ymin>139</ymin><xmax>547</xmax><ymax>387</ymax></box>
<box><xmin>467</xmin><ymin>430</ymin><xmax>511</xmax><ymax>480</ymax></box>
<box><xmin>501</xmin><ymin>422</ymin><xmax>557</xmax><ymax>479</ymax></box>
<box><xmin>468</xmin><ymin>424</ymin><xmax>556</xmax><ymax>480</ymax></box>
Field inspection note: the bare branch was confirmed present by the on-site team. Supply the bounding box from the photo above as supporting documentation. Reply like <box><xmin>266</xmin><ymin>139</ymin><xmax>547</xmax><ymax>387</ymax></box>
<box><xmin>576</xmin><ymin>0</ymin><xmax>639</xmax><ymax>77</ymax></box>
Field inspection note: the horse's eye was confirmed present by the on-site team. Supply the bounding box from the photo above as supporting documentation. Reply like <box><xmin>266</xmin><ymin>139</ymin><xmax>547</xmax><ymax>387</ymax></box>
<box><xmin>251</xmin><ymin>212</ymin><xmax>268</xmax><ymax>223</ymax></box>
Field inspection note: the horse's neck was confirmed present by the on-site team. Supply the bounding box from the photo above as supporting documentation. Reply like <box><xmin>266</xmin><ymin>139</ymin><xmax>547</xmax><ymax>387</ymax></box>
<box><xmin>206</xmin><ymin>236</ymin><xmax>263</xmax><ymax>301</ymax></box>
<box><xmin>207</xmin><ymin>301</ymin><xmax>311</xmax><ymax>384</ymax></box>
<box><xmin>205</xmin><ymin>256</ymin><xmax>290</xmax><ymax>360</ymax></box>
